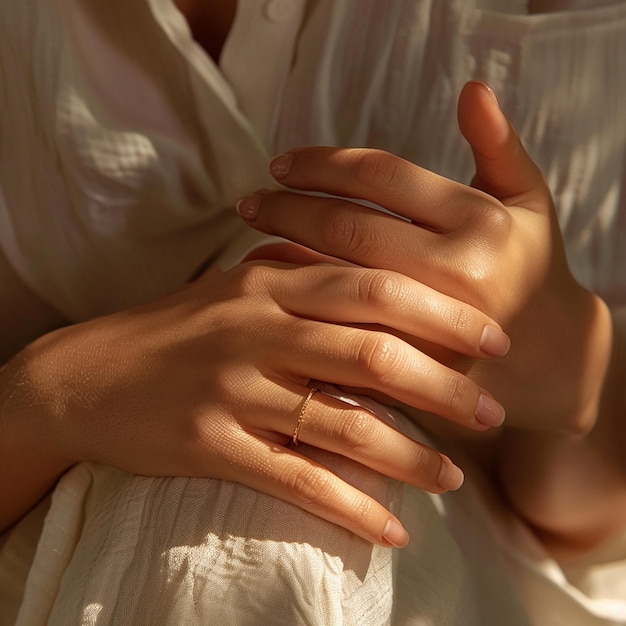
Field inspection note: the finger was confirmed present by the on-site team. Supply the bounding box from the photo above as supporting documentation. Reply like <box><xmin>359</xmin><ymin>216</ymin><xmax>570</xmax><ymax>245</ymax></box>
<box><xmin>266</xmin><ymin>264</ymin><xmax>510</xmax><ymax>358</ymax></box>
<box><xmin>241</xmin><ymin>242</ymin><xmax>349</xmax><ymax>266</ymax></box>
<box><xmin>262</xmin><ymin>147</ymin><xmax>493</xmax><ymax>233</ymax></box>
<box><xmin>221</xmin><ymin>433</ymin><xmax>411</xmax><ymax>548</ymax></box>
<box><xmin>264</xmin><ymin>318</ymin><xmax>505</xmax><ymax>430</ymax></box>
<box><xmin>246</xmin><ymin>383</ymin><xmax>464</xmax><ymax>494</ymax></box>
<box><xmin>236</xmin><ymin>190</ymin><xmax>511</xmax><ymax>307</ymax></box>
<box><xmin>457</xmin><ymin>80</ymin><xmax>552</xmax><ymax>212</ymax></box>
<box><xmin>237</xmin><ymin>189</ymin><xmax>442</xmax><ymax>275</ymax></box>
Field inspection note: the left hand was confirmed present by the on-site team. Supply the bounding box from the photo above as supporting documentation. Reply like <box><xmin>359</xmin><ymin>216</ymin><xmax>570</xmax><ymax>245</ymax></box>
<box><xmin>236</xmin><ymin>81</ymin><xmax>613</xmax><ymax>435</ymax></box>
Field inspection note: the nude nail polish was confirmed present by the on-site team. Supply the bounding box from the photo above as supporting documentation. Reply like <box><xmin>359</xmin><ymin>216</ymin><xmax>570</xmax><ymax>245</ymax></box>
<box><xmin>475</xmin><ymin>394</ymin><xmax>506</xmax><ymax>427</ymax></box>
<box><xmin>383</xmin><ymin>518</ymin><xmax>409</xmax><ymax>548</ymax></box>
<box><xmin>480</xmin><ymin>325</ymin><xmax>511</xmax><ymax>357</ymax></box>
<box><xmin>236</xmin><ymin>193</ymin><xmax>261</xmax><ymax>220</ymax></box>
<box><xmin>269</xmin><ymin>152</ymin><xmax>294</xmax><ymax>179</ymax></box>
<box><xmin>437</xmin><ymin>456</ymin><xmax>465</xmax><ymax>491</ymax></box>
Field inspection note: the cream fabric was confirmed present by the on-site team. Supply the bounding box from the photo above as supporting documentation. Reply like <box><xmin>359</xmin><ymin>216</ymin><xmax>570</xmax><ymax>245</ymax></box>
<box><xmin>0</xmin><ymin>0</ymin><xmax>273</xmax><ymax>321</ymax></box>
<box><xmin>3</xmin><ymin>397</ymin><xmax>626</xmax><ymax>625</ymax></box>
<box><xmin>1</xmin><ymin>0</ymin><xmax>626</xmax><ymax>624</ymax></box>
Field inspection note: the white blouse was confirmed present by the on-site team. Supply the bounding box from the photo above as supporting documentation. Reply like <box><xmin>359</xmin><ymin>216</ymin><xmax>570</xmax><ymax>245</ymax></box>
<box><xmin>1</xmin><ymin>1</ymin><xmax>626</xmax><ymax>624</ymax></box>
<box><xmin>1</xmin><ymin>0</ymin><xmax>625</xmax><ymax>320</ymax></box>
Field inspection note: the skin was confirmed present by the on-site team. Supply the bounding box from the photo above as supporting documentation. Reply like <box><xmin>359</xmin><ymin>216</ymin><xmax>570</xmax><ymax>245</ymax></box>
<box><xmin>1</xmin><ymin>0</ymin><xmax>623</xmax><ymax>558</ymax></box>
<box><xmin>0</xmin><ymin>181</ymin><xmax>510</xmax><ymax>547</ymax></box>
<box><xmin>0</xmin><ymin>14</ymin><xmax>509</xmax><ymax>547</ymax></box>
<box><xmin>236</xmin><ymin>81</ymin><xmax>626</xmax><ymax>558</ymax></box>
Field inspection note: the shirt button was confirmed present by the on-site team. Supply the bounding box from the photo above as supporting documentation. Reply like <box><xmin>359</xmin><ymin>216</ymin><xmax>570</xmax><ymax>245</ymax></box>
<box><xmin>263</xmin><ymin>0</ymin><xmax>297</xmax><ymax>23</ymax></box>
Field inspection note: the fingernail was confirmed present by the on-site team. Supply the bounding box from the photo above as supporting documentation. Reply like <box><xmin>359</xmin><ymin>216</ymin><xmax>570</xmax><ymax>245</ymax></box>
<box><xmin>480</xmin><ymin>325</ymin><xmax>510</xmax><ymax>357</ymax></box>
<box><xmin>236</xmin><ymin>193</ymin><xmax>262</xmax><ymax>221</ymax></box>
<box><xmin>269</xmin><ymin>152</ymin><xmax>294</xmax><ymax>179</ymax></box>
<box><xmin>468</xmin><ymin>80</ymin><xmax>497</xmax><ymax>102</ymax></box>
<box><xmin>383</xmin><ymin>518</ymin><xmax>409</xmax><ymax>548</ymax></box>
<box><xmin>484</xmin><ymin>83</ymin><xmax>498</xmax><ymax>103</ymax></box>
<box><xmin>437</xmin><ymin>456</ymin><xmax>465</xmax><ymax>491</ymax></box>
<box><xmin>475</xmin><ymin>394</ymin><xmax>506</xmax><ymax>427</ymax></box>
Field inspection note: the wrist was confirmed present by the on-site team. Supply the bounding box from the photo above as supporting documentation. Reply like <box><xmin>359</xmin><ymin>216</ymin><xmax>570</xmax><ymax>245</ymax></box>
<box><xmin>1</xmin><ymin>334</ymin><xmax>76</xmax><ymax>472</ymax></box>
<box><xmin>512</xmin><ymin>285</ymin><xmax>615</xmax><ymax>435</ymax></box>
<box><xmin>497</xmin><ymin>301</ymin><xmax>626</xmax><ymax>556</ymax></box>
<box><xmin>566</xmin><ymin>291</ymin><xmax>616</xmax><ymax>435</ymax></box>
<box><xmin>0</xmin><ymin>339</ymin><xmax>76</xmax><ymax>531</ymax></box>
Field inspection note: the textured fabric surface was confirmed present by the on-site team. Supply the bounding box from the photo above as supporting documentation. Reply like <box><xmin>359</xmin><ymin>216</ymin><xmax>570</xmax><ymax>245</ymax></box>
<box><xmin>18</xmin><ymin>451</ymin><xmax>397</xmax><ymax>625</ymax></box>
<box><xmin>2</xmin><ymin>0</ymin><xmax>626</xmax><ymax>624</ymax></box>
<box><xmin>4</xmin><ymin>403</ymin><xmax>626</xmax><ymax>625</ymax></box>
<box><xmin>1</xmin><ymin>0</ymin><xmax>626</xmax><ymax>318</ymax></box>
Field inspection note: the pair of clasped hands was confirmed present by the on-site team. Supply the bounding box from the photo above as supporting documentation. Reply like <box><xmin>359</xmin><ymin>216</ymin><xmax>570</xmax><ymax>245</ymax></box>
<box><xmin>27</xmin><ymin>82</ymin><xmax>600</xmax><ymax>547</ymax></box>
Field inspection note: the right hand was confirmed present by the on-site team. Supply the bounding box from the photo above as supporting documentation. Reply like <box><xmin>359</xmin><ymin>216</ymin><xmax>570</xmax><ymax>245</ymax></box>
<box><xmin>1</xmin><ymin>255</ymin><xmax>509</xmax><ymax>546</ymax></box>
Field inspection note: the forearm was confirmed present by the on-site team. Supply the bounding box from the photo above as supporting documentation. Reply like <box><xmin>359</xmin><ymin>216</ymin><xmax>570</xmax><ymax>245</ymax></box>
<box><xmin>498</xmin><ymin>306</ymin><xmax>626</xmax><ymax>558</ymax></box>
<box><xmin>0</xmin><ymin>345</ymin><xmax>74</xmax><ymax>533</ymax></box>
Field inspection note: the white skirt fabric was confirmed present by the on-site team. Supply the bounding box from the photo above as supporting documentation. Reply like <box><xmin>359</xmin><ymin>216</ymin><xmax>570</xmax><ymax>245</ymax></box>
<box><xmin>2</xmin><ymin>399</ymin><xmax>626</xmax><ymax>626</ymax></box>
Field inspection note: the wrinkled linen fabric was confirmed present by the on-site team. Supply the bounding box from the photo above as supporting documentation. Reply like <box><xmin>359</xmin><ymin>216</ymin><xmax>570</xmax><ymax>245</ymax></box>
<box><xmin>1</xmin><ymin>0</ymin><xmax>626</xmax><ymax>624</ymax></box>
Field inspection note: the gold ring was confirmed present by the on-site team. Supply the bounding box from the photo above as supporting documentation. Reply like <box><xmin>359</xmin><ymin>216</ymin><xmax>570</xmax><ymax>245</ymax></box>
<box><xmin>292</xmin><ymin>387</ymin><xmax>318</xmax><ymax>446</ymax></box>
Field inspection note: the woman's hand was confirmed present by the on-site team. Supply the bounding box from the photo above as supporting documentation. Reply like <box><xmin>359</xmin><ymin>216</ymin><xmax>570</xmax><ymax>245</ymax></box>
<box><xmin>0</xmin><ymin>251</ymin><xmax>511</xmax><ymax>544</ymax></box>
<box><xmin>236</xmin><ymin>81</ymin><xmax>613</xmax><ymax>436</ymax></box>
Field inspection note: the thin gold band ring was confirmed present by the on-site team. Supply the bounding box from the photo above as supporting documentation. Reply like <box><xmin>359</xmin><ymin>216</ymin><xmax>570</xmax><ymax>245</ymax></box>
<box><xmin>292</xmin><ymin>387</ymin><xmax>319</xmax><ymax>446</ymax></box>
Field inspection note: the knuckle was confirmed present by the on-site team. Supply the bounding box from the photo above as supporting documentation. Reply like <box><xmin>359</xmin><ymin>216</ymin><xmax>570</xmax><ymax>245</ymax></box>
<box><xmin>477</xmin><ymin>202</ymin><xmax>512</xmax><ymax>236</ymax></box>
<box><xmin>354</xmin><ymin>149</ymin><xmax>401</xmax><ymax>189</ymax></box>
<box><xmin>445</xmin><ymin>302</ymin><xmax>473</xmax><ymax>336</ymax></box>
<box><xmin>349</xmin><ymin>496</ymin><xmax>376</xmax><ymax>530</ymax></box>
<box><xmin>408</xmin><ymin>445</ymin><xmax>440</xmax><ymax>483</ymax></box>
<box><xmin>336</xmin><ymin>410</ymin><xmax>373</xmax><ymax>449</ymax></box>
<box><xmin>355</xmin><ymin>333</ymin><xmax>403</xmax><ymax>383</ymax></box>
<box><xmin>234</xmin><ymin>263</ymin><xmax>271</xmax><ymax>295</ymax></box>
<box><xmin>441</xmin><ymin>373</ymin><xmax>472</xmax><ymax>415</ymax></box>
<box><xmin>320</xmin><ymin>204</ymin><xmax>375</xmax><ymax>257</ymax></box>
<box><xmin>287</xmin><ymin>464</ymin><xmax>334</xmax><ymax>507</ymax></box>
<box><xmin>356</xmin><ymin>270</ymin><xmax>403</xmax><ymax>310</ymax></box>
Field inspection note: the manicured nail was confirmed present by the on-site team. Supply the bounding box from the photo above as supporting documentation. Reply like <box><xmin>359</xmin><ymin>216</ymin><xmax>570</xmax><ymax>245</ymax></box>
<box><xmin>269</xmin><ymin>152</ymin><xmax>294</xmax><ymax>179</ymax></box>
<box><xmin>437</xmin><ymin>456</ymin><xmax>465</xmax><ymax>491</ymax></box>
<box><xmin>484</xmin><ymin>83</ymin><xmax>498</xmax><ymax>103</ymax></box>
<box><xmin>236</xmin><ymin>193</ymin><xmax>262</xmax><ymax>221</ymax></box>
<box><xmin>383</xmin><ymin>518</ymin><xmax>409</xmax><ymax>548</ymax></box>
<box><xmin>472</xmin><ymin>80</ymin><xmax>498</xmax><ymax>103</ymax></box>
<box><xmin>475</xmin><ymin>394</ymin><xmax>505</xmax><ymax>427</ymax></box>
<box><xmin>480</xmin><ymin>325</ymin><xmax>510</xmax><ymax>357</ymax></box>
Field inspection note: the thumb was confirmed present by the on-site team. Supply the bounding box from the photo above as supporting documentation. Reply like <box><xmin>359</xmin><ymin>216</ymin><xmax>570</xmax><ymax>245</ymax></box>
<box><xmin>457</xmin><ymin>81</ymin><xmax>550</xmax><ymax>212</ymax></box>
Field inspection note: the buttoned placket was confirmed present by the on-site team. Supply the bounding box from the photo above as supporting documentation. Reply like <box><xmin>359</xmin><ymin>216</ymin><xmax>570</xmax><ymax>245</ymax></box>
<box><xmin>220</xmin><ymin>0</ymin><xmax>306</xmax><ymax>151</ymax></box>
